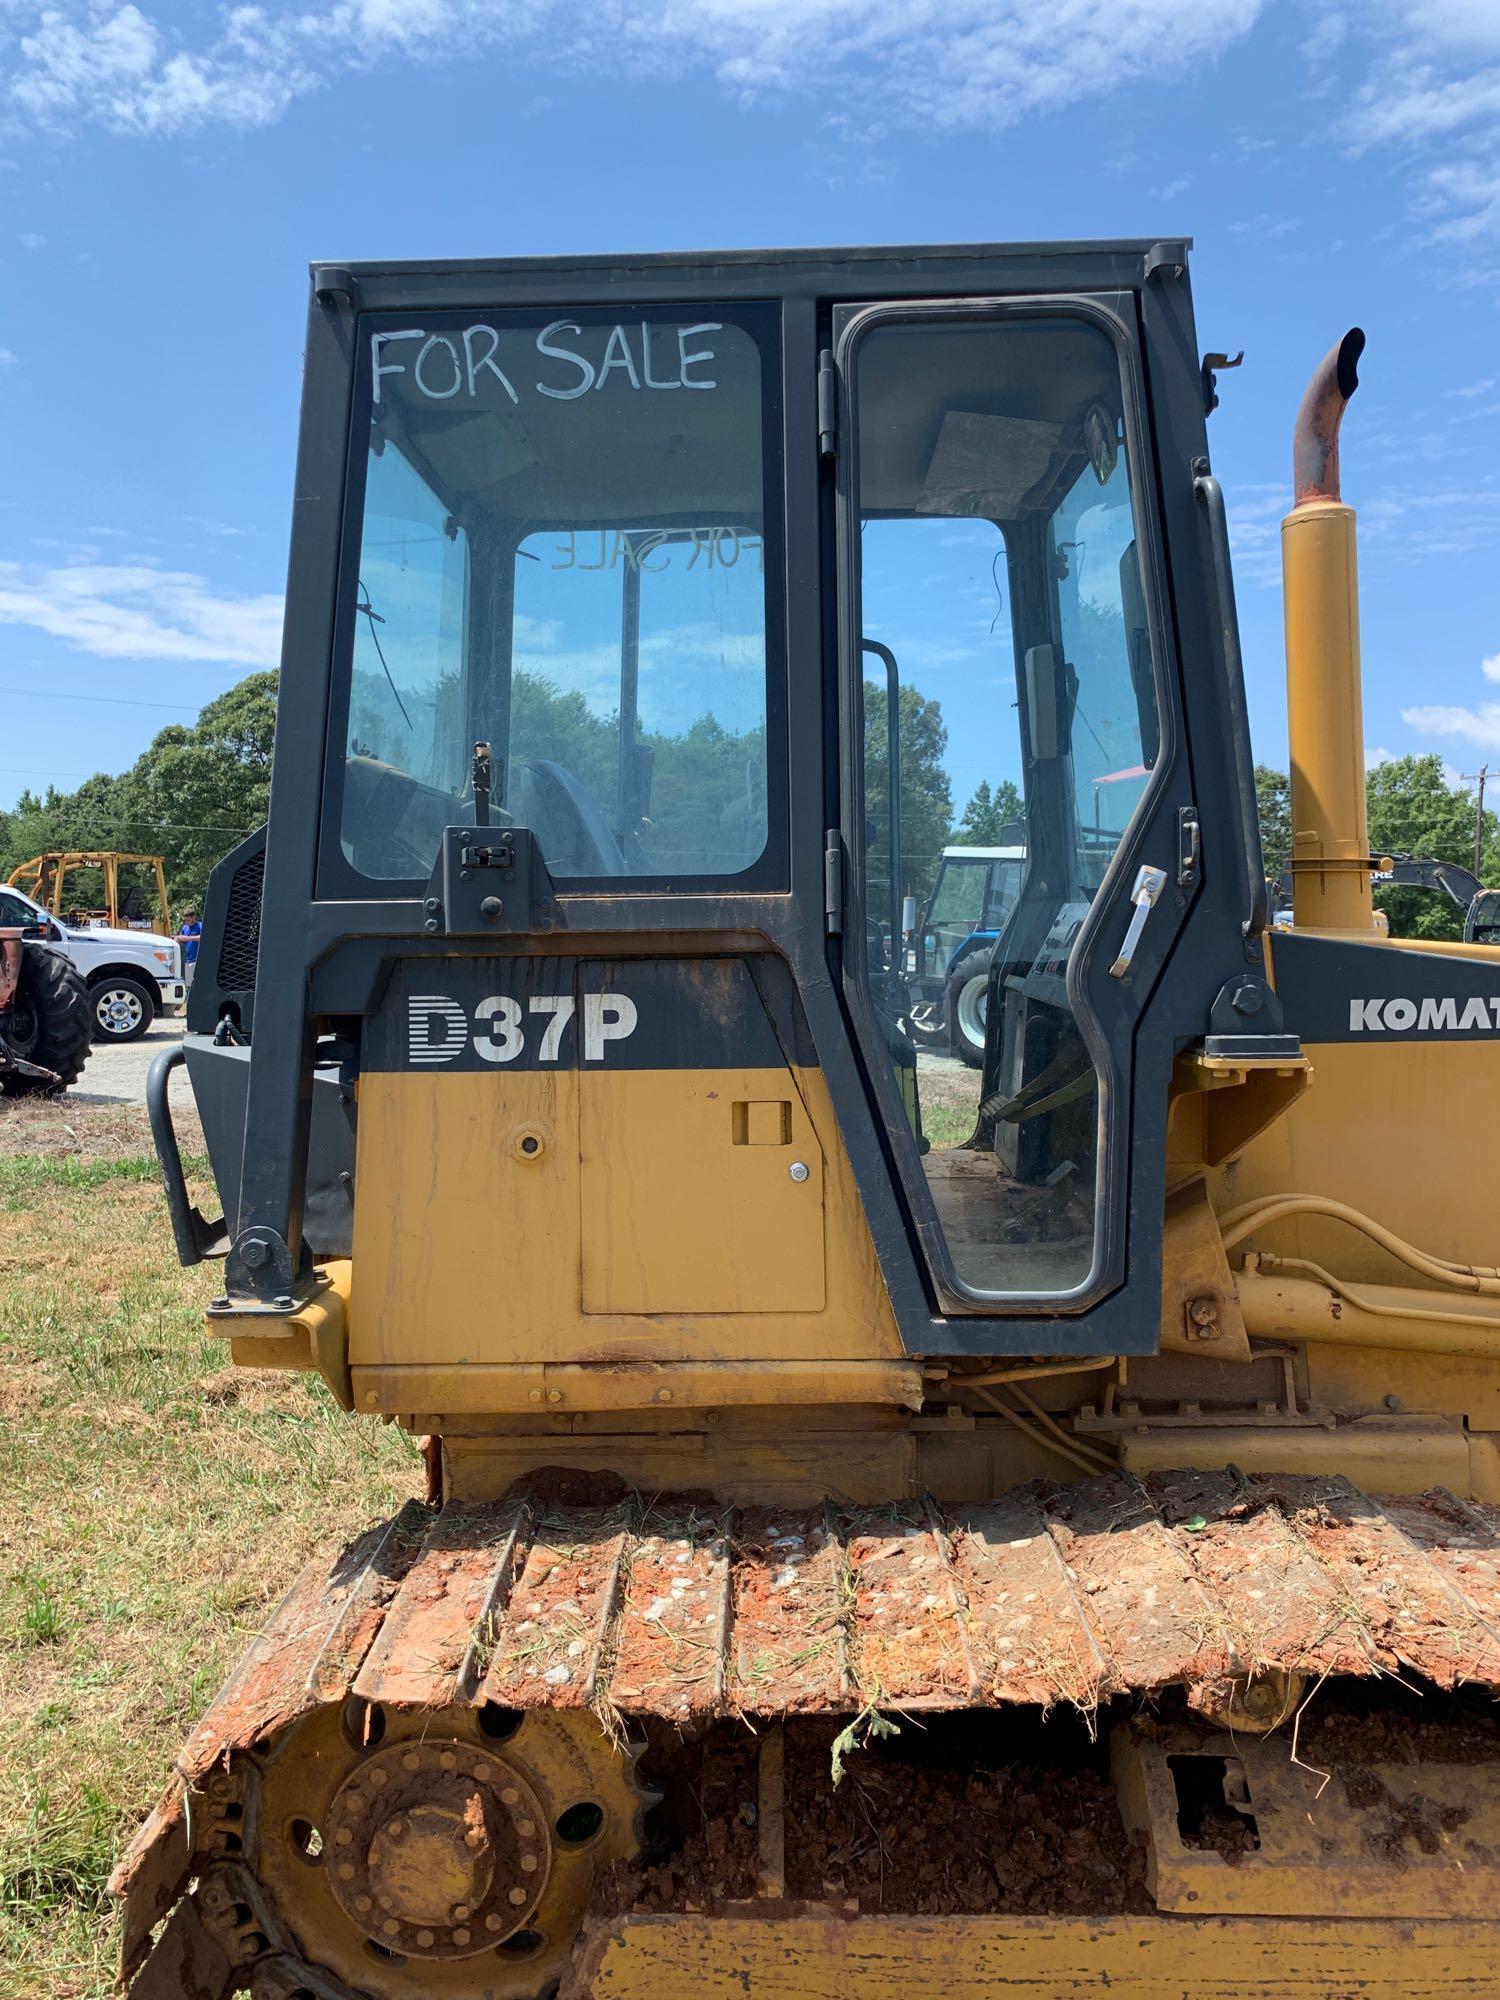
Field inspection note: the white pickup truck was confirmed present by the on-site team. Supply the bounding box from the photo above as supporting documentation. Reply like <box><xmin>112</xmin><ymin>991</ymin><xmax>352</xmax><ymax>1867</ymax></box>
<box><xmin>0</xmin><ymin>882</ymin><xmax>185</xmax><ymax>1043</ymax></box>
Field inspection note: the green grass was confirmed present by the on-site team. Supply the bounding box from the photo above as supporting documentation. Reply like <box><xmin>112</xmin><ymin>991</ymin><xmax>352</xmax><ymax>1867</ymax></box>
<box><xmin>920</xmin><ymin>1100</ymin><xmax>974</xmax><ymax>1150</ymax></box>
<box><xmin>0</xmin><ymin>1140</ymin><xmax>420</xmax><ymax>1997</ymax></box>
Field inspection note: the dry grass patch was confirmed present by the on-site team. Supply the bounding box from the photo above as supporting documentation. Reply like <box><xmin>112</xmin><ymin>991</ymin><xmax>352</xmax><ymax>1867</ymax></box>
<box><xmin>915</xmin><ymin>1056</ymin><xmax>981</xmax><ymax>1151</ymax></box>
<box><xmin>0</xmin><ymin>1138</ymin><xmax>421</xmax><ymax>1997</ymax></box>
<box><xmin>0</xmin><ymin>1094</ymin><xmax>205</xmax><ymax>1165</ymax></box>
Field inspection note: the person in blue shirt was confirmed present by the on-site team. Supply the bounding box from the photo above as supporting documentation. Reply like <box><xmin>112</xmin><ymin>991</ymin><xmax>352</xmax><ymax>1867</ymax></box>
<box><xmin>177</xmin><ymin>909</ymin><xmax>202</xmax><ymax>988</ymax></box>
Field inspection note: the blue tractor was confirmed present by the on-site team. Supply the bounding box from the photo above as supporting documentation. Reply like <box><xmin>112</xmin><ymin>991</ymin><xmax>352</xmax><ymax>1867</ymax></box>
<box><xmin>908</xmin><ymin>839</ymin><xmax>1026</xmax><ymax>1066</ymax></box>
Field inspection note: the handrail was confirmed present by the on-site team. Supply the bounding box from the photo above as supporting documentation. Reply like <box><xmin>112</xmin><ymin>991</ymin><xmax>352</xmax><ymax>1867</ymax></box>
<box><xmin>861</xmin><ymin>638</ymin><xmax>904</xmax><ymax>964</ymax></box>
<box><xmin>1193</xmin><ymin>471</ymin><xmax>1268</xmax><ymax>938</ymax></box>
<box><xmin>147</xmin><ymin>1043</ymin><xmax>227</xmax><ymax>1266</ymax></box>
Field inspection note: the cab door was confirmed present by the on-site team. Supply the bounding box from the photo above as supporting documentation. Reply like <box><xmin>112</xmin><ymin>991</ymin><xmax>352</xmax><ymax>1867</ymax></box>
<box><xmin>834</xmin><ymin>296</ymin><xmax>1193</xmax><ymax>1312</ymax></box>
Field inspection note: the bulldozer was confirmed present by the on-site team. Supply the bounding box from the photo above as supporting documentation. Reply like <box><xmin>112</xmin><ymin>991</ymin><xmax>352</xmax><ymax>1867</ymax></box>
<box><xmin>114</xmin><ymin>243</ymin><xmax>1500</xmax><ymax>1999</ymax></box>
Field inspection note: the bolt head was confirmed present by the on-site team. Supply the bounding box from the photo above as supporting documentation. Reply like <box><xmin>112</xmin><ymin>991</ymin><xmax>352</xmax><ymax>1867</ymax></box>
<box><xmin>480</xmin><ymin>895</ymin><xmax>504</xmax><ymax>919</ymax></box>
<box><xmin>242</xmin><ymin>1239</ymin><xmax>269</xmax><ymax>1268</ymax></box>
<box><xmin>789</xmin><ymin>1161</ymin><xmax>810</xmax><ymax>1184</ymax></box>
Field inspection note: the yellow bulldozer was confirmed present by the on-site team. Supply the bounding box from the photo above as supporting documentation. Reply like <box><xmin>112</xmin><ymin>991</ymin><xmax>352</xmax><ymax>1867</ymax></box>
<box><xmin>116</xmin><ymin>242</ymin><xmax>1500</xmax><ymax>1999</ymax></box>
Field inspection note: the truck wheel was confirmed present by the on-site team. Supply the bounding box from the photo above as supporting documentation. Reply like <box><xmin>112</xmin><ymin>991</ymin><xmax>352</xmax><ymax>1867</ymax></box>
<box><xmin>90</xmin><ymin>973</ymin><xmax>154</xmax><ymax>1043</ymax></box>
<box><xmin>946</xmin><ymin>948</ymin><xmax>992</xmax><ymax>1069</ymax></box>
<box><xmin>2</xmin><ymin>944</ymin><xmax>93</xmax><ymax>1094</ymax></box>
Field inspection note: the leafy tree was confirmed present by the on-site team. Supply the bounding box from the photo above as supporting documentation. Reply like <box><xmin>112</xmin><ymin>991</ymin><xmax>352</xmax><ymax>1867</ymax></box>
<box><xmin>862</xmin><ymin>680</ymin><xmax>954</xmax><ymax>916</ymax></box>
<box><xmin>1254</xmin><ymin>765</ymin><xmax>1292</xmax><ymax>881</ymax></box>
<box><xmin>1366</xmin><ymin>753</ymin><xmax>1498</xmax><ymax>940</ymax></box>
<box><xmin>0</xmin><ymin>672</ymin><xmax>277</xmax><ymax>917</ymax></box>
<box><xmin>954</xmin><ymin>778</ymin><xmax>1023</xmax><ymax>845</ymax></box>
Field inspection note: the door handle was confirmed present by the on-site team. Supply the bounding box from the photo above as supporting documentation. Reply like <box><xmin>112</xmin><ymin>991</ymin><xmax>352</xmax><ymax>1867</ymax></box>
<box><xmin>1109</xmin><ymin>864</ymin><xmax>1169</xmax><ymax>978</ymax></box>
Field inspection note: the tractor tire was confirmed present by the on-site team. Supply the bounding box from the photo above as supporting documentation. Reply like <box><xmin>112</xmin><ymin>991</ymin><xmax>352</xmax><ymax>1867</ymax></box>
<box><xmin>946</xmin><ymin>947</ymin><xmax>992</xmax><ymax>1069</ymax></box>
<box><xmin>89</xmin><ymin>973</ymin><xmax>155</xmax><ymax>1044</ymax></box>
<box><xmin>2</xmin><ymin>944</ymin><xmax>92</xmax><ymax>1095</ymax></box>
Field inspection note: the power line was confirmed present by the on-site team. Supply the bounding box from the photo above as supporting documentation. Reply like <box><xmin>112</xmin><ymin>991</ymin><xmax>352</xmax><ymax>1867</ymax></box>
<box><xmin>0</xmin><ymin>803</ymin><xmax>255</xmax><ymax>834</ymax></box>
<box><xmin>0</xmin><ymin>685</ymin><xmax>199</xmax><ymax>713</ymax></box>
<box><xmin>0</xmin><ymin>766</ymin><xmax>103</xmax><ymax>779</ymax></box>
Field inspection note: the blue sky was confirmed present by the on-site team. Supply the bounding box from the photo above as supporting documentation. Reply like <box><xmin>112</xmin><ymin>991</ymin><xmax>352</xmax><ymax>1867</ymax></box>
<box><xmin>2</xmin><ymin>0</ymin><xmax>1499</xmax><ymax>820</ymax></box>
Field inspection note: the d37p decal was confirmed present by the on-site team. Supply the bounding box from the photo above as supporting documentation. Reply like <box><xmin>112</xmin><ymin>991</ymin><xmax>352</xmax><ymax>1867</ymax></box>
<box><xmin>409</xmin><ymin>991</ymin><xmax>637</xmax><ymax>1066</ymax></box>
<box><xmin>368</xmin><ymin>957</ymin><xmax>794</xmax><ymax>1074</ymax></box>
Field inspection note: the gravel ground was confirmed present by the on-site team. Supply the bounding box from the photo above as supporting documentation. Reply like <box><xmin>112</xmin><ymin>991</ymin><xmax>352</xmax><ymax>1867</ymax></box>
<box><xmin>69</xmin><ymin>1014</ymin><xmax>191</xmax><ymax>1110</ymax></box>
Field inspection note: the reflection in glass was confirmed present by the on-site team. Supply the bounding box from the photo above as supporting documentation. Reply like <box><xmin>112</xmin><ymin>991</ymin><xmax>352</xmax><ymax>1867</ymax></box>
<box><xmin>338</xmin><ymin>311</ymin><xmax>773</xmax><ymax>884</ymax></box>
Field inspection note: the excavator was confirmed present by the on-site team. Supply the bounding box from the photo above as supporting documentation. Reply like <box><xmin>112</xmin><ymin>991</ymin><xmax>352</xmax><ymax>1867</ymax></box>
<box><xmin>116</xmin><ymin>242</ymin><xmax>1500</xmax><ymax>2000</ymax></box>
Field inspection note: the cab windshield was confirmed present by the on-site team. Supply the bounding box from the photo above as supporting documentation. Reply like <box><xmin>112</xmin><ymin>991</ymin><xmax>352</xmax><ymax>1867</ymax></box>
<box><xmin>332</xmin><ymin>306</ymin><xmax>781</xmax><ymax>887</ymax></box>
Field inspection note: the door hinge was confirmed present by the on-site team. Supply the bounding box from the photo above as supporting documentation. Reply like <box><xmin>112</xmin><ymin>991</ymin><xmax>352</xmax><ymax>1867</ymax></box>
<box><xmin>824</xmin><ymin>828</ymin><xmax>844</xmax><ymax>935</ymax></box>
<box><xmin>817</xmin><ymin>348</ymin><xmax>837</xmax><ymax>458</ymax></box>
<box><xmin>1177</xmin><ymin>805</ymin><xmax>1202</xmax><ymax>888</ymax></box>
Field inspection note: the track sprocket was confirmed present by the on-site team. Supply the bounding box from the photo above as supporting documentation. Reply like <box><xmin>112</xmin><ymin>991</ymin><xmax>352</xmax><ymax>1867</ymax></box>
<box><xmin>148</xmin><ymin>1703</ymin><xmax>646</xmax><ymax>2000</ymax></box>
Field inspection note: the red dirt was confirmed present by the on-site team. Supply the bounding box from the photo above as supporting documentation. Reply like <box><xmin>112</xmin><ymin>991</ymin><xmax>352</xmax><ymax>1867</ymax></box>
<box><xmin>1042</xmin><ymin>1475</ymin><xmax>1238</xmax><ymax>1694</ymax></box>
<box><xmin>610</xmin><ymin>1511</ymin><xmax>729</xmax><ymax>1719</ymax></box>
<box><xmin>354</xmin><ymin>1498</ymin><xmax>527</xmax><ymax>1706</ymax></box>
<box><xmin>731</xmin><ymin>1509</ymin><xmax>847</xmax><ymax>1713</ymax></box>
<box><xmin>950</xmin><ymin>1492</ymin><xmax>1106</xmax><ymax>1709</ymax></box>
<box><xmin>1146</xmin><ymin>1469</ymin><xmax>1370</xmax><ymax>1681</ymax></box>
<box><xmin>778</xmin><ymin>1717</ymin><xmax>1146</xmax><ymax>1915</ymax></box>
<box><xmin>482</xmin><ymin>1507</ymin><xmax>629</xmax><ymax>1709</ymax></box>
<box><xmin>843</xmin><ymin>1505</ymin><xmax>976</xmax><ymax>1708</ymax></box>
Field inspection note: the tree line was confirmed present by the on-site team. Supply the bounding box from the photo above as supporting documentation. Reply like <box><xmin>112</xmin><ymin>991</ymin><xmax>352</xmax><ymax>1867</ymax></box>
<box><xmin>1256</xmin><ymin>757</ymin><xmax>1499</xmax><ymax>939</ymax></box>
<box><xmin>0</xmin><ymin>672</ymin><xmax>278</xmax><ymax>922</ymax></box>
<box><xmin>4</xmin><ymin>663</ymin><xmax>1489</xmax><ymax>943</ymax></box>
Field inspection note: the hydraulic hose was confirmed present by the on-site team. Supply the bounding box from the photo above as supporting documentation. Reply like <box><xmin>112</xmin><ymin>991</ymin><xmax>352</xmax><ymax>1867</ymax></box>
<box><xmin>1220</xmin><ymin>1193</ymin><xmax>1500</xmax><ymax>1291</ymax></box>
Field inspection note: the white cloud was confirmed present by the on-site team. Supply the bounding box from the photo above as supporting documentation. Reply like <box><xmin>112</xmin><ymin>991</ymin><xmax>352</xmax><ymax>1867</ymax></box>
<box><xmin>1483</xmin><ymin>652</ymin><xmax>1500</xmax><ymax>683</ymax></box>
<box><xmin>1366</xmin><ymin>744</ymin><xmax>1394</xmax><ymax>766</ymax></box>
<box><xmin>1335</xmin><ymin>6</ymin><xmax>1500</xmax><ymax>251</ymax></box>
<box><xmin>1401</xmin><ymin>700</ymin><xmax>1500</xmax><ymax>752</ymax></box>
<box><xmin>0</xmin><ymin>0</ymin><xmax>1266</xmax><ymax>139</ymax></box>
<box><xmin>0</xmin><ymin>560</ymin><xmax>283</xmax><ymax>666</ymax></box>
<box><xmin>16</xmin><ymin>231</ymin><xmax>45</xmax><ymax>249</ymax></box>
<box><xmin>0</xmin><ymin>347</ymin><xmax>16</xmax><ymax>366</ymax></box>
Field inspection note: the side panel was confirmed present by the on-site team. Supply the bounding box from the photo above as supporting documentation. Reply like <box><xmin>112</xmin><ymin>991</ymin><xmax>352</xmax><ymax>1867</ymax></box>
<box><xmin>348</xmin><ymin>955</ymin><xmax>904</xmax><ymax>1405</ymax></box>
<box><xmin>1237</xmin><ymin>930</ymin><xmax>1500</xmax><ymax>1277</ymax></box>
<box><xmin>580</xmin><ymin>1069</ymin><xmax>825</xmax><ymax>1314</ymax></box>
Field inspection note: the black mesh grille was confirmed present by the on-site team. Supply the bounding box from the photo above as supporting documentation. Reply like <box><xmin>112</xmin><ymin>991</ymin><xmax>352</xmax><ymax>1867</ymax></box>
<box><xmin>216</xmin><ymin>847</ymin><xmax>264</xmax><ymax>990</ymax></box>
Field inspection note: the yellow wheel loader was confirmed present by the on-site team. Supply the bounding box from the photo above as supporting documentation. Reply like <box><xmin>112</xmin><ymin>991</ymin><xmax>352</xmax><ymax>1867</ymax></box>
<box><xmin>117</xmin><ymin>244</ymin><xmax>1500</xmax><ymax>2000</ymax></box>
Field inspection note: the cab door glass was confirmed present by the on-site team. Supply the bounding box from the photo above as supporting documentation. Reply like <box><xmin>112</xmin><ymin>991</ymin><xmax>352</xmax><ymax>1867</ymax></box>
<box><xmin>851</xmin><ymin>313</ymin><xmax>1158</xmax><ymax>1298</ymax></box>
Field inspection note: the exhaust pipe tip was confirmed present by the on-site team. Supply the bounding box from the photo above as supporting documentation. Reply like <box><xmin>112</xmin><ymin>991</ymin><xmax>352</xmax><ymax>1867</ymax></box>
<box><xmin>1293</xmin><ymin>326</ymin><xmax>1366</xmax><ymax>508</ymax></box>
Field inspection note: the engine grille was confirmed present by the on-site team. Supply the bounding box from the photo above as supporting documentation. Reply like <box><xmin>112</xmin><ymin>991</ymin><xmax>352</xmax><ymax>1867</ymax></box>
<box><xmin>215</xmin><ymin>846</ymin><xmax>264</xmax><ymax>991</ymax></box>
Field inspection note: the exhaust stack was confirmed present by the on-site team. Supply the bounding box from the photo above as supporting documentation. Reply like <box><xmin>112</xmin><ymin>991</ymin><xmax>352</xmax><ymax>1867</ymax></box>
<box><xmin>1282</xmin><ymin>327</ymin><xmax>1378</xmax><ymax>932</ymax></box>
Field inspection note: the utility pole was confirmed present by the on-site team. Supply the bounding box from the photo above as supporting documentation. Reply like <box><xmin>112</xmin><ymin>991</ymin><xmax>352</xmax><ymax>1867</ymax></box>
<box><xmin>1462</xmin><ymin>767</ymin><xmax>1489</xmax><ymax>880</ymax></box>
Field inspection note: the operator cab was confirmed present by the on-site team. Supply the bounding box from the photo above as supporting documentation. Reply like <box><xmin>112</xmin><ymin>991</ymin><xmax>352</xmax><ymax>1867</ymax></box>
<box><xmin>208</xmin><ymin>244</ymin><xmax>1253</xmax><ymax>1353</ymax></box>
